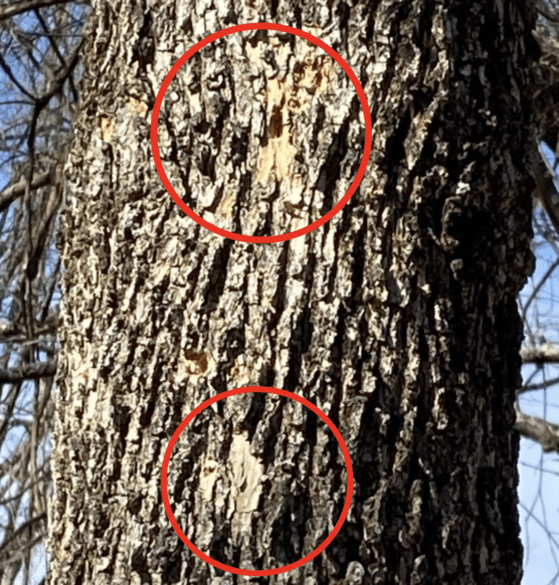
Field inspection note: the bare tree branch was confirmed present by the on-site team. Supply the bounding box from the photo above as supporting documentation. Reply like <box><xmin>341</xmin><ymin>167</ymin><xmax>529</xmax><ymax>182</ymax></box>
<box><xmin>0</xmin><ymin>362</ymin><xmax>56</xmax><ymax>385</ymax></box>
<box><xmin>0</xmin><ymin>170</ymin><xmax>51</xmax><ymax>213</ymax></box>
<box><xmin>515</xmin><ymin>408</ymin><xmax>559</xmax><ymax>453</ymax></box>
<box><xmin>520</xmin><ymin>344</ymin><xmax>559</xmax><ymax>363</ymax></box>
<box><xmin>0</xmin><ymin>0</ymin><xmax>83</xmax><ymax>22</ymax></box>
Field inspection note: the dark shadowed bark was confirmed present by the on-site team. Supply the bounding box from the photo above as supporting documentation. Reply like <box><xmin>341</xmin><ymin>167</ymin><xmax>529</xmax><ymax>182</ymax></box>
<box><xmin>48</xmin><ymin>0</ymin><xmax>536</xmax><ymax>583</ymax></box>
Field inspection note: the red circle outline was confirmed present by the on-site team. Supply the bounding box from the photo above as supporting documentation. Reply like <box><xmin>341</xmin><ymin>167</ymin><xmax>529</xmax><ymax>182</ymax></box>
<box><xmin>150</xmin><ymin>23</ymin><xmax>372</xmax><ymax>243</ymax></box>
<box><xmin>161</xmin><ymin>386</ymin><xmax>354</xmax><ymax>576</ymax></box>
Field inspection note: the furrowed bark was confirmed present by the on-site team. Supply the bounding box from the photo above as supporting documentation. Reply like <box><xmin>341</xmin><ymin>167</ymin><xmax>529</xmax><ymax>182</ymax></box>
<box><xmin>49</xmin><ymin>0</ymin><xmax>536</xmax><ymax>583</ymax></box>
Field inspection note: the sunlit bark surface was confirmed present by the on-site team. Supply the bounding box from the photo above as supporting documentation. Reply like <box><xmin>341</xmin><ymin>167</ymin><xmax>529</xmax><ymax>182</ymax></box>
<box><xmin>48</xmin><ymin>0</ymin><xmax>536</xmax><ymax>583</ymax></box>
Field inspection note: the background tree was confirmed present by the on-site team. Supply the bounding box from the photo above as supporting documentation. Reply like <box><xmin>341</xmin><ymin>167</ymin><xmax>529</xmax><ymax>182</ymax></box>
<box><xmin>515</xmin><ymin>5</ymin><xmax>559</xmax><ymax>580</ymax></box>
<box><xmin>0</xmin><ymin>1</ymin><xmax>89</xmax><ymax>583</ymax></box>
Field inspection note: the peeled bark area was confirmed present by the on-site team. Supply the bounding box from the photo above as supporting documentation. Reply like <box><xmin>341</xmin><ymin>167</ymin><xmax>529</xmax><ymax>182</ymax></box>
<box><xmin>48</xmin><ymin>0</ymin><xmax>536</xmax><ymax>583</ymax></box>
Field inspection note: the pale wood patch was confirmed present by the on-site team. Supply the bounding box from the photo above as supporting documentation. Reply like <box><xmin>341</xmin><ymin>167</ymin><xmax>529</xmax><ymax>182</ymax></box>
<box><xmin>99</xmin><ymin>116</ymin><xmax>115</xmax><ymax>142</ymax></box>
<box><xmin>128</xmin><ymin>97</ymin><xmax>148</xmax><ymax>117</ymax></box>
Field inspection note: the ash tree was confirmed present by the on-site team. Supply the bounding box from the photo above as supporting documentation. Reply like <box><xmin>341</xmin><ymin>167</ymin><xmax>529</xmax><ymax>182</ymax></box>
<box><xmin>7</xmin><ymin>0</ymin><xmax>559</xmax><ymax>583</ymax></box>
<box><xmin>46</xmin><ymin>0</ymin><xmax>538</xmax><ymax>583</ymax></box>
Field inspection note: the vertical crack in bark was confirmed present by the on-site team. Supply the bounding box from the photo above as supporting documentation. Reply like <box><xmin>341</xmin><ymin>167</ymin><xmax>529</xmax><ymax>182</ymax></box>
<box><xmin>201</xmin><ymin>239</ymin><xmax>234</xmax><ymax>317</ymax></box>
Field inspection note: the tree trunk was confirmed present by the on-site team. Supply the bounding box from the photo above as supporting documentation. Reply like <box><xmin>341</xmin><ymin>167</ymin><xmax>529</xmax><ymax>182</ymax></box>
<box><xmin>48</xmin><ymin>0</ymin><xmax>537</xmax><ymax>583</ymax></box>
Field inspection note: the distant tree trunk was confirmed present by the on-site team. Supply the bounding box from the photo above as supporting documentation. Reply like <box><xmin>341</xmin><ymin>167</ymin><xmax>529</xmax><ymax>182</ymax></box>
<box><xmin>48</xmin><ymin>0</ymin><xmax>537</xmax><ymax>584</ymax></box>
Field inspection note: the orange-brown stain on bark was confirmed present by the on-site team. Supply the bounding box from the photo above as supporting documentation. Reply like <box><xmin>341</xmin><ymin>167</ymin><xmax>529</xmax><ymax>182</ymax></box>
<box><xmin>184</xmin><ymin>350</ymin><xmax>208</xmax><ymax>375</ymax></box>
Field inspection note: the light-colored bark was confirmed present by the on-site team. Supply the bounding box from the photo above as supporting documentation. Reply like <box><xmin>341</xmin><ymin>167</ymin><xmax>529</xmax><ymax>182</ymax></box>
<box><xmin>48</xmin><ymin>0</ymin><xmax>536</xmax><ymax>583</ymax></box>
<box><xmin>515</xmin><ymin>407</ymin><xmax>559</xmax><ymax>452</ymax></box>
<box><xmin>521</xmin><ymin>342</ymin><xmax>559</xmax><ymax>363</ymax></box>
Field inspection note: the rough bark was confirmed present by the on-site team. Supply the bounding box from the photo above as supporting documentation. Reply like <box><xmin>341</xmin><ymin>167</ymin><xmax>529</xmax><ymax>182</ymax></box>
<box><xmin>48</xmin><ymin>0</ymin><xmax>536</xmax><ymax>584</ymax></box>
